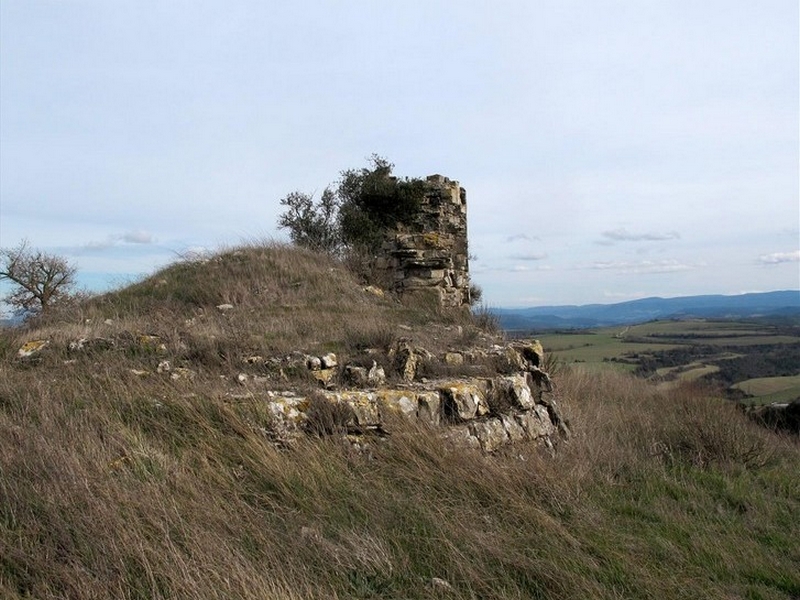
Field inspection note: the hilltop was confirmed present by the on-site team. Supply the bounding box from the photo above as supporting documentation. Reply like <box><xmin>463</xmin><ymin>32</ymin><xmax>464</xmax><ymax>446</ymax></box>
<box><xmin>1</xmin><ymin>244</ymin><xmax>799</xmax><ymax>599</ymax></box>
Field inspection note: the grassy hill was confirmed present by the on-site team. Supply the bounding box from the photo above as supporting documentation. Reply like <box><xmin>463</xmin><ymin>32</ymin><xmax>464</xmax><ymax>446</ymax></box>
<box><xmin>1</xmin><ymin>244</ymin><xmax>799</xmax><ymax>599</ymax></box>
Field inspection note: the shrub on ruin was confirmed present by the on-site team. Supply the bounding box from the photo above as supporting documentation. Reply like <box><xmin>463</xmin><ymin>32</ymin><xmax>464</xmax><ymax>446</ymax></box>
<box><xmin>336</xmin><ymin>155</ymin><xmax>427</xmax><ymax>254</ymax></box>
<box><xmin>277</xmin><ymin>155</ymin><xmax>427</xmax><ymax>258</ymax></box>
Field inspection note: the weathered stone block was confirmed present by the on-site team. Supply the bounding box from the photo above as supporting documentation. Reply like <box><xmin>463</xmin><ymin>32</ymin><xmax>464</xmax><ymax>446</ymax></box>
<box><xmin>326</xmin><ymin>392</ymin><xmax>380</xmax><ymax>428</ymax></box>
<box><xmin>501</xmin><ymin>414</ymin><xmax>526</xmax><ymax>442</ymax></box>
<box><xmin>377</xmin><ymin>390</ymin><xmax>418</xmax><ymax>418</ymax></box>
<box><xmin>491</xmin><ymin>375</ymin><xmax>536</xmax><ymax>410</ymax></box>
<box><xmin>18</xmin><ymin>340</ymin><xmax>49</xmax><ymax>358</ymax></box>
<box><xmin>416</xmin><ymin>391</ymin><xmax>441</xmax><ymax>426</ymax></box>
<box><xmin>469</xmin><ymin>418</ymin><xmax>509</xmax><ymax>452</ymax></box>
<box><xmin>515</xmin><ymin>407</ymin><xmax>555</xmax><ymax>439</ymax></box>
<box><xmin>439</xmin><ymin>381</ymin><xmax>489</xmax><ymax>421</ymax></box>
<box><xmin>443</xmin><ymin>424</ymin><xmax>481</xmax><ymax>450</ymax></box>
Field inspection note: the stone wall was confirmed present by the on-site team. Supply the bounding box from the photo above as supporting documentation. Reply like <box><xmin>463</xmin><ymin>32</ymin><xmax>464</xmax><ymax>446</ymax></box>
<box><xmin>377</xmin><ymin>175</ymin><xmax>470</xmax><ymax>308</ymax></box>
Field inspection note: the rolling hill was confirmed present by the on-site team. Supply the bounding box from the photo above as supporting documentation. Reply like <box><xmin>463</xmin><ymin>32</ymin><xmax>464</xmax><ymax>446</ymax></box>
<box><xmin>494</xmin><ymin>290</ymin><xmax>800</xmax><ymax>331</ymax></box>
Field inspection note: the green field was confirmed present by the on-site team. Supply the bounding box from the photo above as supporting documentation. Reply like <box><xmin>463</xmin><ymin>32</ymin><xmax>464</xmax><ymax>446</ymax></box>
<box><xmin>539</xmin><ymin>318</ymin><xmax>800</xmax><ymax>403</ymax></box>
<box><xmin>732</xmin><ymin>374</ymin><xmax>800</xmax><ymax>405</ymax></box>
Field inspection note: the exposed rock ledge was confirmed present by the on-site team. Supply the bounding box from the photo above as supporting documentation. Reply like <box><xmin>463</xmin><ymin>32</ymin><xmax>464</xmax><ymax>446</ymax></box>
<box><xmin>232</xmin><ymin>371</ymin><xmax>569</xmax><ymax>453</ymax></box>
<box><xmin>17</xmin><ymin>334</ymin><xmax>568</xmax><ymax>452</ymax></box>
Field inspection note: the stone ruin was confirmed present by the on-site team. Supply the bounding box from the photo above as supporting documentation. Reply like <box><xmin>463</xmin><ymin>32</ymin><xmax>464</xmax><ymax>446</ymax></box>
<box><xmin>375</xmin><ymin>175</ymin><xmax>471</xmax><ymax>308</ymax></box>
<box><xmin>18</xmin><ymin>334</ymin><xmax>569</xmax><ymax>454</ymax></box>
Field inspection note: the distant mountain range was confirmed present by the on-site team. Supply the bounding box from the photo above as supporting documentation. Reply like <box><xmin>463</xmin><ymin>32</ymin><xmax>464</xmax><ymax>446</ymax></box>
<box><xmin>494</xmin><ymin>290</ymin><xmax>800</xmax><ymax>331</ymax></box>
<box><xmin>0</xmin><ymin>314</ymin><xmax>24</xmax><ymax>328</ymax></box>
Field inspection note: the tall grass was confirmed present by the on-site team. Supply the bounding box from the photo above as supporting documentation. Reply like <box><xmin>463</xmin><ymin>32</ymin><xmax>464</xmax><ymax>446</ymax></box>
<box><xmin>1</xmin><ymin>244</ymin><xmax>798</xmax><ymax>598</ymax></box>
<box><xmin>1</xmin><ymin>361</ymin><xmax>798</xmax><ymax>599</ymax></box>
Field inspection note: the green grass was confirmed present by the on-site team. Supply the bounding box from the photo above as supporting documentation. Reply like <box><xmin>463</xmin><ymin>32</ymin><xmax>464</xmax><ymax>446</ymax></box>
<box><xmin>540</xmin><ymin>320</ymin><xmax>800</xmax><ymax>402</ymax></box>
<box><xmin>538</xmin><ymin>330</ymin><xmax>680</xmax><ymax>365</ymax></box>
<box><xmin>733</xmin><ymin>375</ymin><xmax>800</xmax><ymax>405</ymax></box>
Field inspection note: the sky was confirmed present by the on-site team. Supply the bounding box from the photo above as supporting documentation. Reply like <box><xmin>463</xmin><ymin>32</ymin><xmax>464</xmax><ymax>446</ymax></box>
<box><xmin>1</xmin><ymin>0</ymin><xmax>798</xmax><ymax>309</ymax></box>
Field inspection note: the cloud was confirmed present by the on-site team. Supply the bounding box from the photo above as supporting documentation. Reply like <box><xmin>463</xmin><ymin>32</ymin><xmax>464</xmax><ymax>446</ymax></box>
<box><xmin>510</xmin><ymin>252</ymin><xmax>548</xmax><ymax>261</ymax></box>
<box><xmin>505</xmin><ymin>234</ymin><xmax>540</xmax><ymax>243</ymax></box>
<box><xmin>603</xmin><ymin>290</ymin><xmax>648</xmax><ymax>300</ymax></box>
<box><xmin>759</xmin><ymin>251</ymin><xmax>800</xmax><ymax>264</ymax></box>
<box><xmin>600</xmin><ymin>228</ymin><xmax>681</xmax><ymax>243</ymax></box>
<box><xmin>81</xmin><ymin>231</ymin><xmax>156</xmax><ymax>251</ymax></box>
<box><xmin>587</xmin><ymin>259</ymin><xmax>695</xmax><ymax>274</ymax></box>
<box><xmin>121</xmin><ymin>230</ymin><xmax>154</xmax><ymax>244</ymax></box>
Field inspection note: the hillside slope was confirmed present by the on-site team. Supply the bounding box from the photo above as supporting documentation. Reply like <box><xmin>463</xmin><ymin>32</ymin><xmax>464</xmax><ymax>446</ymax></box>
<box><xmin>1</xmin><ymin>244</ymin><xmax>799</xmax><ymax>599</ymax></box>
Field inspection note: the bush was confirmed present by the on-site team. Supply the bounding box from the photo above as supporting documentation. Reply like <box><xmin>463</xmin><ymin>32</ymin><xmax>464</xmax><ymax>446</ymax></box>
<box><xmin>278</xmin><ymin>189</ymin><xmax>341</xmax><ymax>255</ymax></box>
<box><xmin>277</xmin><ymin>155</ymin><xmax>427</xmax><ymax>258</ymax></box>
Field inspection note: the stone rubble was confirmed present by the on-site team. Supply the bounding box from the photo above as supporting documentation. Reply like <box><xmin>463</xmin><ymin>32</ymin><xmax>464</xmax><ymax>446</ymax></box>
<box><xmin>14</xmin><ymin>333</ymin><xmax>564</xmax><ymax>452</ymax></box>
<box><xmin>255</xmin><ymin>342</ymin><xmax>567</xmax><ymax>452</ymax></box>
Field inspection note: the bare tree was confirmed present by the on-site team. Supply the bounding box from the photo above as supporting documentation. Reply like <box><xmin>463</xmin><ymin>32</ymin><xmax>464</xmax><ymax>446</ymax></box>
<box><xmin>0</xmin><ymin>240</ymin><xmax>77</xmax><ymax>316</ymax></box>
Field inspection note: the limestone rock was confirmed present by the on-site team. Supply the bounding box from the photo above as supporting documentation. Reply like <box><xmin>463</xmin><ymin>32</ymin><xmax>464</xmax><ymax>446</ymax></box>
<box><xmin>378</xmin><ymin>390</ymin><xmax>418</xmax><ymax>418</ymax></box>
<box><xmin>443</xmin><ymin>424</ymin><xmax>481</xmax><ymax>450</ymax></box>
<box><xmin>394</xmin><ymin>342</ymin><xmax>418</xmax><ymax>382</ymax></box>
<box><xmin>17</xmin><ymin>340</ymin><xmax>49</xmax><ymax>359</ymax></box>
<box><xmin>527</xmin><ymin>367</ymin><xmax>553</xmax><ymax>393</ymax></box>
<box><xmin>416</xmin><ymin>391</ymin><xmax>442</xmax><ymax>426</ymax></box>
<box><xmin>325</xmin><ymin>391</ymin><xmax>380</xmax><ymax>428</ymax></box>
<box><xmin>515</xmin><ymin>406</ymin><xmax>555</xmax><ymax>439</ymax></box>
<box><xmin>268</xmin><ymin>394</ymin><xmax>310</xmax><ymax>435</ymax></box>
<box><xmin>444</xmin><ymin>352</ymin><xmax>464</xmax><ymax>366</ymax></box>
<box><xmin>469</xmin><ymin>418</ymin><xmax>509</xmax><ymax>452</ymax></box>
<box><xmin>320</xmin><ymin>353</ymin><xmax>338</xmax><ymax>369</ymax></box>
<box><xmin>490</xmin><ymin>374</ymin><xmax>536</xmax><ymax>411</ymax></box>
<box><xmin>367</xmin><ymin>361</ymin><xmax>386</xmax><ymax>386</ymax></box>
<box><xmin>343</xmin><ymin>365</ymin><xmax>369</xmax><ymax>387</ymax></box>
<box><xmin>514</xmin><ymin>340</ymin><xmax>544</xmax><ymax>368</ymax></box>
<box><xmin>501</xmin><ymin>413</ymin><xmax>526</xmax><ymax>443</ymax></box>
<box><xmin>439</xmin><ymin>381</ymin><xmax>489</xmax><ymax>421</ymax></box>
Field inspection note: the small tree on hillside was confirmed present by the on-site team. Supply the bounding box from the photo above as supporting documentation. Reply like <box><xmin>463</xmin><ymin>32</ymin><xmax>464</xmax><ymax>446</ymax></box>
<box><xmin>278</xmin><ymin>188</ymin><xmax>341</xmax><ymax>254</ymax></box>
<box><xmin>0</xmin><ymin>240</ymin><xmax>77</xmax><ymax>316</ymax></box>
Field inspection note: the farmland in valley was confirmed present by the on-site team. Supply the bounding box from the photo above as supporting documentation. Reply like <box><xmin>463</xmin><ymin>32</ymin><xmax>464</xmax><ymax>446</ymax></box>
<box><xmin>536</xmin><ymin>317</ymin><xmax>800</xmax><ymax>404</ymax></box>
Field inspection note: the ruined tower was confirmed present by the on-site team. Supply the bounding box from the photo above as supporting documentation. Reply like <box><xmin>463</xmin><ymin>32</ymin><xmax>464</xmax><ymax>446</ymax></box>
<box><xmin>378</xmin><ymin>175</ymin><xmax>470</xmax><ymax>308</ymax></box>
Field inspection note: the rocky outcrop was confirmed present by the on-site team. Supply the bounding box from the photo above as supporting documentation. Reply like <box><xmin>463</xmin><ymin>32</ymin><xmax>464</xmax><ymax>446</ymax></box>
<box><xmin>15</xmin><ymin>334</ymin><xmax>564</xmax><ymax>452</ymax></box>
<box><xmin>245</xmin><ymin>340</ymin><xmax>567</xmax><ymax>453</ymax></box>
<box><xmin>253</xmin><ymin>370</ymin><xmax>563</xmax><ymax>453</ymax></box>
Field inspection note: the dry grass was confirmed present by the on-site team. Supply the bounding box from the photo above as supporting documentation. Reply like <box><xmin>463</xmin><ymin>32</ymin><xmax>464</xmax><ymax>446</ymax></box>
<box><xmin>1</xmin><ymin>244</ymin><xmax>799</xmax><ymax>599</ymax></box>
